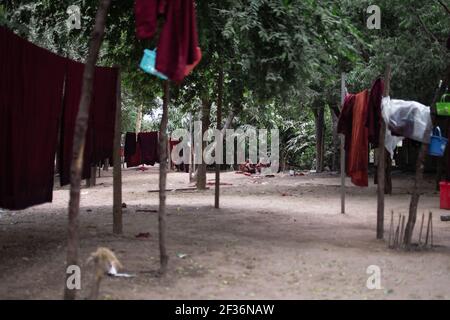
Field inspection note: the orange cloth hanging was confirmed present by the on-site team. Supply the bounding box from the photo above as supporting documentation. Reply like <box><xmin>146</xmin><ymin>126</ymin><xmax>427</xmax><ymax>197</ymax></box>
<box><xmin>347</xmin><ymin>90</ymin><xmax>370</xmax><ymax>187</ymax></box>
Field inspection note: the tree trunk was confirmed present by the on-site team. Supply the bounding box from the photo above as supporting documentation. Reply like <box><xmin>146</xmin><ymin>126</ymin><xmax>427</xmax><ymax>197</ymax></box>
<box><xmin>385</xmin><ymin>153</ymin><xmax>392</xmax><ymax>195</ymax></box>
<box><xmin>197</xmin><ymin>99</ymin><xmax>211</xmax><ymax>190</ymax></box>
<box><xmin>64</xmin><ymin>0</ymin><xmax>111</xmax><ymax>301</ymax></box>
<box><xmin>404</xmin><ymin>73</ymin><xmax>449</xmax><ymax>248</ymax></box>
<box><xmin>136</xmin><ymin>104</ymin><xmax>143</xmax><ymax>134</ymax></box>
<box><xmin>314</xmin><ymin>104</ymin><xmax>325</xmax><ymax>173</ymax></box>
<box><xmin>377</xmin><ymin>65</ymin><xmax>391</xmax><ymax>240</ymax></box>
<box><xmin>113</xmin><ymin>70</ymin><xmax>122</xmax><ymax>235</ymax></box>
<box><xmin>158</xmin><ymin>81</ymin><xmax>170</xmax><ymax>274</ymax></box>
<box><xmin>189</xmin><ymin>113</ymin><xmax>194</xmax><ymax>182</ymax></box>
<box><xmin>215</xmin><ymin>68</ymin><xmax>224</xmax><ymax>209</ymax></box>
<box><xmin>330</xmin><ymin>105</ymin><xmax>340</xmax><ymax>172</ymax></box>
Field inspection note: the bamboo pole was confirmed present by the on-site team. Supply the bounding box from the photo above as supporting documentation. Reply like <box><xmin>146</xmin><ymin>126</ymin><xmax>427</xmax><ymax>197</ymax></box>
<box><xmin>189</xmin><ymin>113</ymin><xmax>194</xmax><ymax>182</ymax></box>
<box><xmin>158</xmin><ymin>81</ymin><xmax>170</xmax><ymax>274</ymax></box>
<box><xmin>418</xmin><ymin>212</ymin><xmax>425</xmax><ymax>246</ymax></box>
<box><xmin>215</xmin><ymin>67</ymin><xmax>224</xmax><ymax>209</ymax></box>
<box><xmin>113</xmin><ymin>70</ymin><xmax>122</xmax><ymax>235</ymax></box>
<box><xmin>388</xmin><ymin>210</ymin><xmax>394</xmax><ymax>248</ymax></box>
<box><xmin>425</xmin><ymin>211</ymin><xmax>432</xmax><ymax>247</ymax></box>
<box><xmin>404</xmin><ymin>76</ymin><xmax>448</xmax><ymax>248</ymax></box>
<box><xmin>340</xmin><ymin>73</ymin><xmax>346</xmax><ymax>214</ymax></box>
<box><xmin>64</xmin><ymin>0</ymin><xmax>112</xmax><ymax>300</ymax></box>
<box><xmin>399</xmin><ymin>215</ymin><xmax>406</xmax><ymax>248</ymax></box>
<box><xmin>394</xmin><ymin>214</ymin><xmax>401</xmax><ymax>249</ymax></box>
<box><xmin>377</xmin><ymin>65</ymin><xmax>391</xmax><ymax>239</ymax></box>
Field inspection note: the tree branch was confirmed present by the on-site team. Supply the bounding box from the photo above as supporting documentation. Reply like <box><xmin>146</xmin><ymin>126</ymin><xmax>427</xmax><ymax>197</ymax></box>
<box><xmin>437</xmin><ymin>0</ymin><xmax>450</xmax><ymax>15</ymax></box>
<box><xmin>415</xmin><ymin>13</ymin><xmax>440</xmax><ymax>44</ymax></box>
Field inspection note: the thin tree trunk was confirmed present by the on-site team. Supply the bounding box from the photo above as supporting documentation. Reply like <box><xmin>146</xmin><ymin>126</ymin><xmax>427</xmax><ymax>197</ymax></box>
<box><xmin>64</xmin><ymin>0</ymin><xmax>111</xmax><ymax>300</ymax></box>
<box><xmin>136</xmin><ymin>104</ymin><xmax>143</xmax><ymax>134</ymax></box>
<box><xmin>330</xmin><ymin>104</ymin><xmax>340</xmax><ymax>172</ymax></box>
<box><xmin>197</xmin><ymin>99</ymin><xmax>211</xmax><ymax>190</ymax></box>
<box><xmin>158</xmin><ymin>81</ymin><xmax>170</xmax><ymax>274</ymax></box>
<box><xmin>385</xmin><ymin>153</ymin><xmax>392</xmax><ymax>195</ymax></box>
<box><xmin>189</xmin><ymin>113</ymin><xmax>194</xmax><ymax>182</ymax></box>
<box><xmin>215</xmin><ymin>68</ymin><xmax>224</xmax><ymax>208</ymax></box>
<box><xmin>377</xmin><ymin>65</ymin><xmax>391</xmax><ymax>240</ymax></box>
<box><xmin>404</xmin><ymin>76</ymin><xmax>448</xmax><ymax>248</ymax></box>
<box><xmin>314</xmin><ymin>104</ymin><xmax>325</xmax><ymax>173</ymax></box>
<box><xmin>113</xmin><ymin>70</ymin><xmax>122</xmax><ymax>235</ymax></box>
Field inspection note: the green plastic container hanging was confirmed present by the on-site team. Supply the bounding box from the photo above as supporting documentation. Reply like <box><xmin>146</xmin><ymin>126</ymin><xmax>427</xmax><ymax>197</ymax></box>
<box><xmin>436</xmin><ymin>94</ymin><xmax>450</xmax><ymax>116</ymax></box>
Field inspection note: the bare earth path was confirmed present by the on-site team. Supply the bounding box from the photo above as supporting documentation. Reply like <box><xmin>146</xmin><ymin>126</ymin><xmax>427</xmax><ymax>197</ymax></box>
<box><xmin>1</xmin><ymin>168</ymin><xmax>450</xmax><ymax>300</ymax></box>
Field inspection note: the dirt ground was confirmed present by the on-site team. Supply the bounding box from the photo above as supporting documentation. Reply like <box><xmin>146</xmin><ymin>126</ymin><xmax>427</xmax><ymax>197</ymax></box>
<box><xmin>1</xmin><ymin>167</ymin><xmax>450</xmax><ymax>300</ymax></box>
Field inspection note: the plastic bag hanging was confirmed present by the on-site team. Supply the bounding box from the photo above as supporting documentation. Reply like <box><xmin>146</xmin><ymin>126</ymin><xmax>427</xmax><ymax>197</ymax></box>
<box><xmin>139</xmin><ymin>49</ymin><xmax>168</xmax><ymax>80</ymax></box>
<box><xmin>437</xmin><ymin>94</ymin><xmax>450</xmax><ymax>116</ymax></box>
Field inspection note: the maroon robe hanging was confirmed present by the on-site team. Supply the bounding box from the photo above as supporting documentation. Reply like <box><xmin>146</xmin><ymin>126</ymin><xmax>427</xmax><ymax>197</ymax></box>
<box><xmin>59</xmin><ymin>62</ymin><xmax>118</xmax><ymax>186</ymax></box>
<box><xmin>0</xmin><ymin>27</ymin><xmax>66</xmax><ymax>210</ymax></box>
<box><xmin>59</xmin><ymin>60</ymin><xmax>94</xmax><ymax>186</ymax></box>
<box><xmin>155</xmin><ymin>0</ymin><xmax>201</xmax><ymax>82</ymax></box>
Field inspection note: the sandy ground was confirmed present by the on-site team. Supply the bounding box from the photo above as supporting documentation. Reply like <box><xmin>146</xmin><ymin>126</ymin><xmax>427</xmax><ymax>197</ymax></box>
<box><xmin>1</xmin><ymin>167</ymin><xmax>450</xmax><ymax>300</ymax></box>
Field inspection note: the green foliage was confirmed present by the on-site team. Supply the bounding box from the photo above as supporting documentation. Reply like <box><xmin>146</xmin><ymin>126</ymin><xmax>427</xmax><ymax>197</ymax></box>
<box><xmin>2</xmin><ymin>0</ymin><xmax>449</xmax><ymax>170</ymax></box>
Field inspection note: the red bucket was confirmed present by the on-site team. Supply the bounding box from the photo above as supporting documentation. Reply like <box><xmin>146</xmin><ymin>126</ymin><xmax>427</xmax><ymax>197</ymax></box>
<box><xmin>440</xmin><ymin>181</ymin><xmax>450</xmax><ymax>210</ymax></box>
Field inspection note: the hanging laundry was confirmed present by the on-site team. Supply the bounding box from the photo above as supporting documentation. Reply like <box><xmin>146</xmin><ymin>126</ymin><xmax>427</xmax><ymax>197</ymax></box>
<box><xmin>0</xmin><ymin>27</ymin><xmax>66</xmax><ymax>210</ymax></box>
<box><xmin>59</xmin><ymin>62</ymin><xmax>119</xmax><ymax>186</ymax></box>
<box><xmin>338</xmin><ymin>91</ymin><xmax>370</xmax><ymax>187</ymax></box>
<box><xmin>59</xmin><ymin>60</ymin><xmax>94</xmax><ymax>186</ymax></box>
<box><xmin>337</xmin><ymin>94</ymin><xmax>356</xmax><ymax>161</ymax></box>
<box><xmin>156</xmin><ymin>0</ymin><xmax>202</xmax><ymax>82</ymax></box>
<box><xmin>124</xmin><ymin>132</ymin><xmax>137</xmax><ymax>162</ymax></box>
<box><xmin>91</xmin><ymin>66</ymin><xmax>119</xmax><ymax>163</ymax></box>
<box><xmin>380</xmin><ymin>97</ymin><xmax>404</xmax><ymax>159</ymax></box>
<box><xmin>138</xmin><ymin>132</ymin><xmax>160</xmax><ymax>166</ymax></box>
<box><xmin>134</xmin><ymin>0</ymin><xmax>161</xmax><ymax>40</ymax></box>
<box><xmin>124</xmin><ymin>132</ymin><xmax>141</xmax><ymax>168</ymax></box>
<box><xmin>381</xmin><ymin>97</ymin><xmax>432</xmax><ymax>144</ymax></box>
<box><xmin>366</xmin><ymin>78</ymin><xmax>384</xmax><ymax>147</ymax></box>
<box><xmin>134</xmin><ymin>0</ymin><xmax>202</xmax><ymax>82</ymax></box>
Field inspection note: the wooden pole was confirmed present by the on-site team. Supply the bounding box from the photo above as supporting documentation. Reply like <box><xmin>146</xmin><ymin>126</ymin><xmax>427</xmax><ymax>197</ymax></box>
<box><xmin>404</xmin><ymin>74</ymin><xmax>449</xmax><ymax>248</ymax></box>
<box><xmin>64</xmin><ymin>0</ymin><xmax>112</xmax><ymax>300</ymax></box>
<box><xmin>188</xmin><ymin>113</ymin><xmax>194</xmax><ymax>182</ymax></box>
<box><xmin>377</xmin><ymin>65</ymin><xmax>391</xmax><ymax>239</ymax></box>
<box><xmin>388</xmin><ymin>210</ymin><xmax>394</xmax><ymax>248</ymax></box>
<box><xmin>215</xmin><ymin>67</ymin><xmax>224</xmax><ymax>209</ymax></box>
<box><xmin>425</xmin><ymin>211</ymin><xmax>432</xmax><ymax>247</ymax></box>
<box><xmin>399</xmin><ymin>215</ymin><xmax>406</xmax><ymax>248</ymax></box>
<box><xmin>113</xmin><ymin>70</ymin><xmax>122</xmax><ymax>235</ymax></box>
<box><xmin>158</xmin><ymin>81</ymin><xmax>170</xmax><ymax>274</ymax></box>
<box><xmin>418</xmin><ymin>212</ymin><xmax>425</xmax><ymax>246</ymax></box>
<box><xmin>394</xmin><ymin>214</ymin><xmax>401</xmax><ymax>249</ymax></box>
<box><xmin>340</xmin><ymin>73</ymin><xmax>346</xmax><ymax>214</ymax></box>
<box><xmin>168</xmin><ymin>137</ymin><xmax>172</xmax><ymax>172</ymax></box>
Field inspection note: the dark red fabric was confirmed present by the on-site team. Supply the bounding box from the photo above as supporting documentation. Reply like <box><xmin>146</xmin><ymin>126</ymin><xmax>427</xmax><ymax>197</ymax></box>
<box><xmin>138</xmin><ymin>132</ymin><xmax>159</xmax><ymax>166</ymax></box>
<box><xmin>366</xmin><ymin>78</ymin><xmax>384</xmax><ymax>147</ymax></box>
<box><xmin>124</xmin><ymin>132</ymin><xmax>137</xmax><ymax>159</ymax></box>
<box><xmin>125</xmin><ymin>132</ymin><xmax>140</xmax><ymax>168</ymax></box>
<box><xmin>338</xmin><ymin>91</ymin><xmax>370</xmax><ymax>187</ymax></box>
<box><xmin>59</xmin><ymin>62</ymin><xmax>118</xmax><ymax>186</ymax></box>
<box><xmin>155</xmin><ymin>0</ymin><xmax>202</xmax><ymax>82</ymax></box>
<box><xmin>134</xmin><ymin>0</ymin><xmax>159</xmax><ymax>40</ymax></box>
<box><xmin>91</xmin><ymin>66</ymin><xmax>118</xmax><ymax>163</ymax></box>
<box><xmin>337</xmin><ymin>94</ymin><xmax>356</xmax><ymax>165</ymax></box>
<box><xmin>0</xmin><ymin>27</ymin><xmax>66</xmax><ymax>210</ymax></box>
<box><xmin>59</xmin><ymin>61</ymin><xmax>93</xmax><ymax>186</ymax></box>
<box><xmin>128</xmin><ymin>144</ymin><xmax>142</xmax><ymax>168</ymax></box>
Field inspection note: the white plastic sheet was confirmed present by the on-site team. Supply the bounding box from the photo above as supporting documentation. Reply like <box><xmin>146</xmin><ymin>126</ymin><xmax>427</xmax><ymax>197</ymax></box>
<box><xmin>381</xmin><ymin>97</ymin><xmax>432</xmax><ymax>158</ymax></box>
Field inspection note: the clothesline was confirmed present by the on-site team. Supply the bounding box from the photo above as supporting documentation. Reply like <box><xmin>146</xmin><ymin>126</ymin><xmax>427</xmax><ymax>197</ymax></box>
<box><xmin>0</xmin><ymin>26</ymin><xmax>118</xmax><ymax>210</ymax></box>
